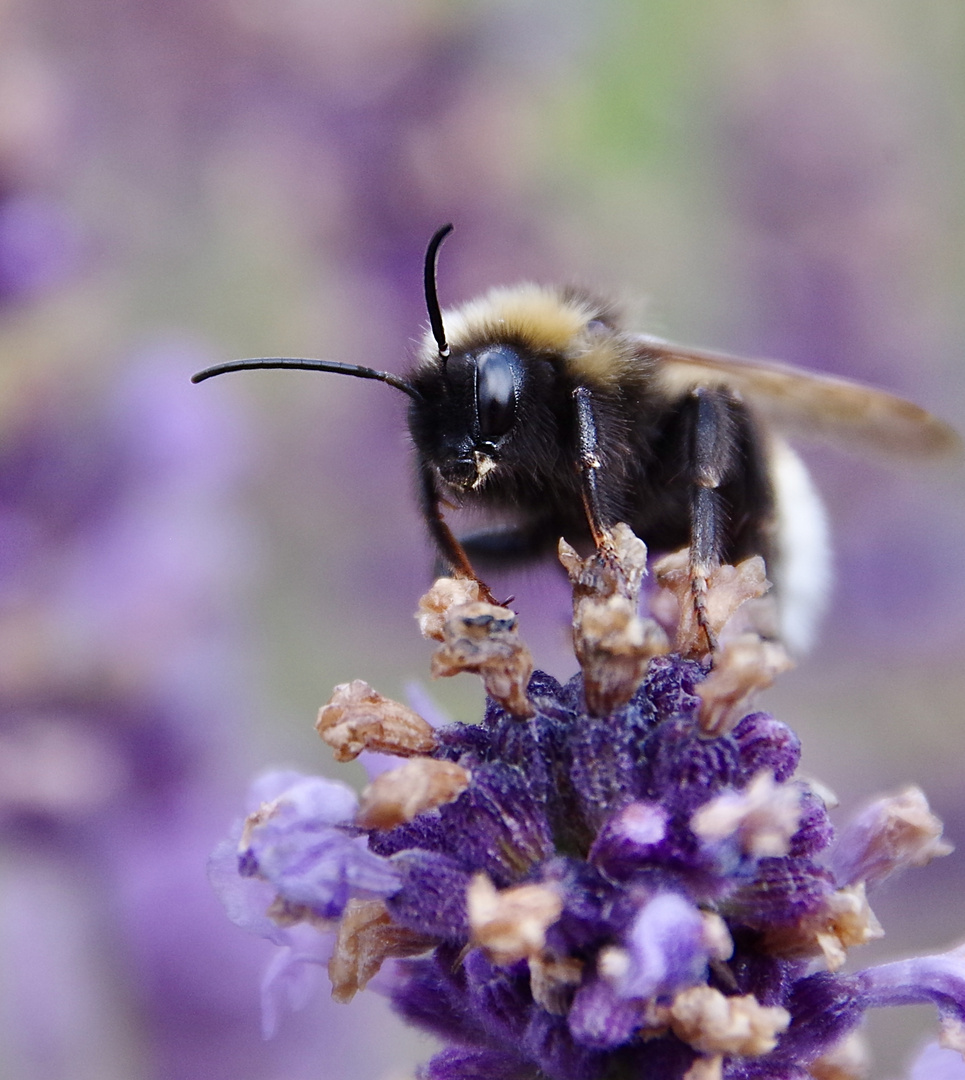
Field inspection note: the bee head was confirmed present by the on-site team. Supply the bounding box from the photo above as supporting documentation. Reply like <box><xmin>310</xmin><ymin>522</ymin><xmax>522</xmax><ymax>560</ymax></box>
<box><xmin>410</xmin><ymin>341</ymin><xmax>524</xmax><ymax>491</ymax></box>
<box><xmin>410</xmin><ymin>226</ymin><xmax>632</xmax><ymax>497</ymax></box>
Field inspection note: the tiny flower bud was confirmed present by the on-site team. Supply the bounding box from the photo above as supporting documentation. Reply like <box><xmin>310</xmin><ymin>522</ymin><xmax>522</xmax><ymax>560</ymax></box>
<box><xmin>430</xmin><ymin>602</ymin><xmax>534</xmax><ymax>718</ymax></box>
<box><xmin>683</xmin><ymin>1055</ymin><xmax>724</xmax><ymax>1080</ymax></box>
<box><xmin>597</xmin><ymin>946</ymin><xmax>631</xmax><ymax>982</ymax></box>
<box><xmin>316</xmin><ymin>680</ymin><xmax>437</xmax><ymax>762</ymax></box>
<box><xmin>700</xmin><ymin>912</ymin><xmax>734</xmax><ymax>963</ymax></box>
<box><xmin>467</xmin><ymin>873</ymin><xmax>562</xmax><ymax>965</ymax></box>
<box><xmin>589</xmin><ymin>801</ymin><xmax>670</xmax><ymax>878</ymax></box>
<box><xmin>356</xmin><ymin>758</ymin><xmax>471</xmax><ymax>830</ymax></box>
<box><xmin>668</xmin><ymin>985</ymin><xmax>790</xmax><ymax>1057</ymax></box>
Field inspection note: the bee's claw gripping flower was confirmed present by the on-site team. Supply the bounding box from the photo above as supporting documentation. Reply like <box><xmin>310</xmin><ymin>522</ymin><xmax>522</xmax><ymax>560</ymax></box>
<box><xmin>428</xmin><ymin>600</ymin><xmax>535</xmax><ymax>719</ymax></box>
<box><xmin>654</xmin><ymin>550</ymin><xmax>773</xmax><ymax>659</ymax></box>
<box><xmin>214</xmin><ymin>548</ymin><xmax>962</xmax><ymax>1080</ymax></box>
<box><xmin>417</xmin><ymin>576</ymin><xmax>491</xmax><ymax>641</ymax></box>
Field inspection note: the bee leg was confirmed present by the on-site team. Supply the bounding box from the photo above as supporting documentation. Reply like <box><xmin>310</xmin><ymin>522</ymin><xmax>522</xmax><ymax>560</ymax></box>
<box><xmin>418</xmin><ymin>461</ymin><xmax>497</xmax><ymax>603</ymax></box>
<box><xmin>685</xmin><ymin>387</ymin><xmax>742</xmax><ymax>654</ymax></box>
<box><xmin>572</xmin><ymin>386</ymin><xmax>614</xmax><ymax>549</ymax></box>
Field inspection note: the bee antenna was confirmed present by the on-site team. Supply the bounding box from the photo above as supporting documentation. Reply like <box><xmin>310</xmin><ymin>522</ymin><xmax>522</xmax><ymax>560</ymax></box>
<box><xmin>190</xmin><ymin>357</ymin><xmax>422</xmax><ymax>400</ymax></box>
<box><xmin>424</xmin><ymin>223</ymin><xmax>453</xmax><ymax>361</ymax></box>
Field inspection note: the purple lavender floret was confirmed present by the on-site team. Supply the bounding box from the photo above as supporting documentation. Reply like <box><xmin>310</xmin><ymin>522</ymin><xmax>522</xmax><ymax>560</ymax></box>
<box><xmin>235</xmin><ymin>772</ymin><xmax>402</xmax><ymax>921</ymax></box>
<box><xmin>218</xmin><ymin>655</ymin><xmax>964</xmax><ymax>1079</ymax></box>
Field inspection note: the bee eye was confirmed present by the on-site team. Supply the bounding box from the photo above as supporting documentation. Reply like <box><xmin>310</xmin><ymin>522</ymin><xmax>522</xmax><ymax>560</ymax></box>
<box><xmin>475</xmin><ymin>346</ymin><xmax>518</xmax><ymax>439</ymax></box>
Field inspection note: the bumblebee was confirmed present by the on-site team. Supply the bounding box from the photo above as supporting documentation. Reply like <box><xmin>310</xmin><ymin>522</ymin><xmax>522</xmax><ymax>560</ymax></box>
<box><xmin>193</xmin><ymin>225</ymin><xmax>959</xmax><ymax>651</ymax></box>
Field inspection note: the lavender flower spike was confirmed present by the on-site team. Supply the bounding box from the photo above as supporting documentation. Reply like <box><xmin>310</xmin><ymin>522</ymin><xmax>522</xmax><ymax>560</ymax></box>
<box><xmin>213</xmin><ymin>533</ymin><xmax>963</xmax><ymax>1079</ymax></box>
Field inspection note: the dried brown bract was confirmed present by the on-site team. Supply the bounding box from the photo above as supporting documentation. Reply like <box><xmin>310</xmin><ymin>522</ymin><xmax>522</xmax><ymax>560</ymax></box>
<box><xmin>832</xmin><ymin>785</ymin><xmax>953</xmax><ymax>890</ymax></box>
<box><xmin>654</xmin><ymin>552</ymin><xmax>771</xmax><ymax>659</ymax></box>
<box><xmin>316</xmin><ymin>680</ymin><xmax>438</xmax><ymax>762</ymax></box>
<box><xmin>691</xmin><ymin>772</ymin><xmax>804</xmax><ymax>859</ymax></box>
<box><xmin>356</xmin><ymin>758</ymin><xmax>471</xmax><ymax>830</ymax></box>
<box><xmin>808</xmin><ymin>1031</ymin><xmax>871</xmax><ymax>1080</ymax></box>
<box><xmin>429</xmin><ymin>601</ymin><xmax>535</xmax><ymax>718</ymax></box>
<box><xmin>696</xmin><ymin>634</ymin><xmax>794</xmax><ymax>736</ymax></box>
<box><xmin>329</xmin><ymin>898</ymin><xmax>435</xmax><ymax>1003</ymax></box>
<box><xmin>559</xmin><ymin>524</ymin><xmax>669</xmax><ymax>716</ymax></box>
<box><xmin>667</xmin><ymin>985</ymin><xmax>790</xmax><ymax>1057</ymax></box>
<box><xmin>763</xmin><ymin>882</ymin><xmax>883</xmax><ymax>971</ymax></box>
<box><xmin>467</xmin><ymin>873</ymin><xmax>563</xmax><ymax>966</ymax></box>
<box><xmin>528</xmin><ymin>953</ymin><xmax>584</xmax><ymax>1016</ymax></box>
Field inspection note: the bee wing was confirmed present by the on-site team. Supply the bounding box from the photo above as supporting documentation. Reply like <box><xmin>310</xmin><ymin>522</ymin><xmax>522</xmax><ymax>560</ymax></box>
<box><xmin>635</xmin><ymin>333</ymin><xmax>961</xmax><ymax>460</ymax></box>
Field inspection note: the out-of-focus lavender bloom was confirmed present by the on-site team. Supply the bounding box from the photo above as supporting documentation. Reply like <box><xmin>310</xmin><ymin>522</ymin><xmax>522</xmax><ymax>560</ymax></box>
<box><xmin>217</xmin><ymin>613</ymin><xmax>962</xmax><ymax>1079</ymax></box>
<box><xmin>721</xmin><ymin>35</ymin><xmax>964</xmax><ymax>647</ymax></box>
<box><xmin>0</xmin><ymin>191</ymin><xmax>80</xmax><ymax>304</ymax></box>
<box><xmin>0</xmin><ymin>347</ymin><xmax>351</xmax><ymax>1080</ymax></box>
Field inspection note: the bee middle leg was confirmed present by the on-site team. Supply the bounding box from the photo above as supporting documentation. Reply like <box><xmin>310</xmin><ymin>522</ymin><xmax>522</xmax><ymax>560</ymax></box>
<box><xmin>572</xmin><ymin>385</ymin><xmax>615</xmax><ymax>550</ymax></box>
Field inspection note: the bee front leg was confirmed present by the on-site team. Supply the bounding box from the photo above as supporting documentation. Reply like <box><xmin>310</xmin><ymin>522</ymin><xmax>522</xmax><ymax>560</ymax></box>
<box><xmin>417</xmin><ymin>461</ymin><xmax>497</xmax><ymax>603</ymax></box>
<box><xmin>684</xmin><ymin>387</ymin><xmax>743</xmax><ymax>654</ymax></box>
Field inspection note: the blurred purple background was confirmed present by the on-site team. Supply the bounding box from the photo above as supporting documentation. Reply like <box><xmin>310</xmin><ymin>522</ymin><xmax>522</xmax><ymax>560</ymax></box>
<box><xmin>0</xmin><ymin>3</ymin><xmax>963</xmax><ymax>1077</ymax></box>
